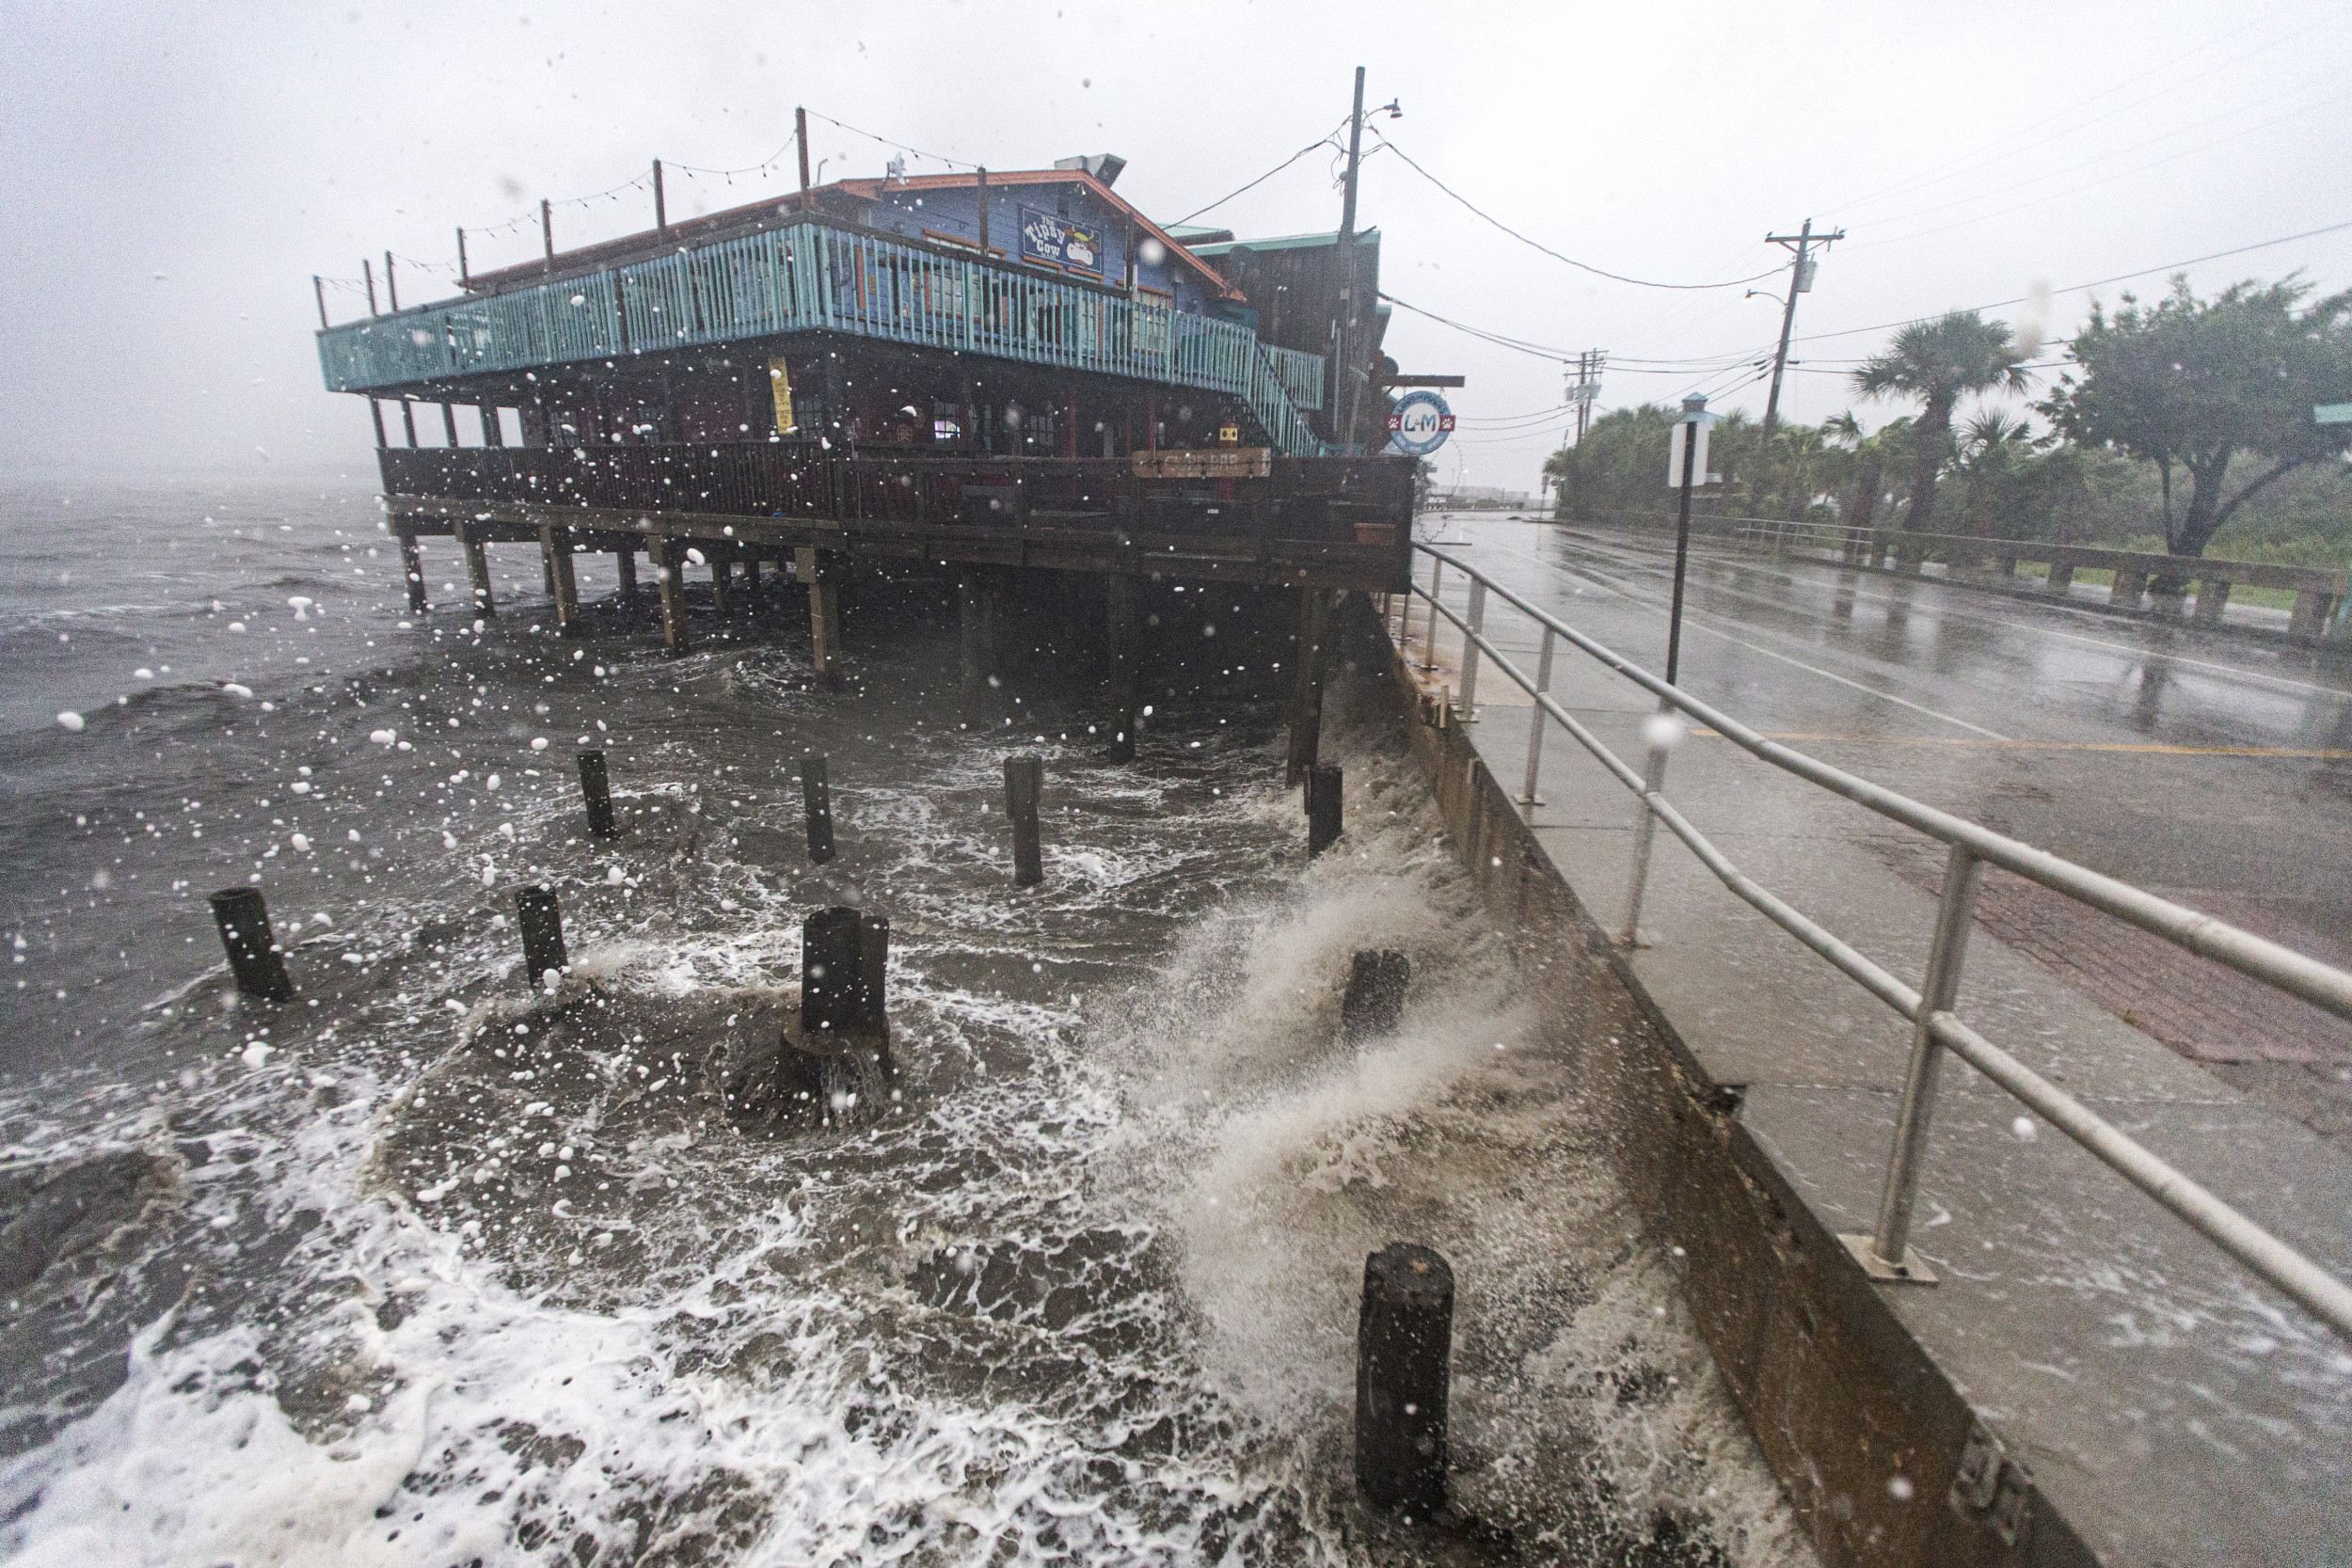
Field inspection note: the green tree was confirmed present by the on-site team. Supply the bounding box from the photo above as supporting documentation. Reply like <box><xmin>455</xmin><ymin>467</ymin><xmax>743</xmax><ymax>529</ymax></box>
<box><xmin>1853</xmin><ymin>311</ymin><xmax>2031</xmax><ymax>533</ymax></box>
<box><xmin>1824</xmin><ymin>411</ymin><xmax>1910</xmax><ymax>537</ymax></box>
<box><xmin>2039</xmin><ymin>276</ymin><xmax>2352</xmax><ymax>558</ymax></box>
<box><xmin>1545</xmin><ymin>404</ymin><xmax>1677</xmax><ymax>521</ymax></box>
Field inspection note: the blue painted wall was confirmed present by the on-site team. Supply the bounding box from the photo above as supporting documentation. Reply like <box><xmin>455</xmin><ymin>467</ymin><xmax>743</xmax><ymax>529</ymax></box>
<box><xmin>852</xmin><ymin>181</ymin><xmax>1207</xmax><ymax>312</ymax></box>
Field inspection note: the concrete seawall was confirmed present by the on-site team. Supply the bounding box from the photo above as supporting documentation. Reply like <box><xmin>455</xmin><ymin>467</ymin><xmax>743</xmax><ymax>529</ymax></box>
<box><xmin>1353</xmin><ymin>589</ymin><xmax>2103</xmax><ymax>1567</ymax></box>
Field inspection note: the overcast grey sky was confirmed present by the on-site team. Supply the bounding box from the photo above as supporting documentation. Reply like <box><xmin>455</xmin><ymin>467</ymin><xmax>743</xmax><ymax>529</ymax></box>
<box><xmin>6</xmin><ymin>0</ymin><xmax>2351</xmax><ymax>490</ymax></box>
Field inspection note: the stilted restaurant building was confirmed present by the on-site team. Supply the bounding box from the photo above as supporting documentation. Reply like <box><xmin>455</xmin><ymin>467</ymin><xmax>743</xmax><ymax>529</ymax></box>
<box><xmin>312</xmin><ymin>144</ymin><xmax>1411</xmax><ymax>711</ymax></box>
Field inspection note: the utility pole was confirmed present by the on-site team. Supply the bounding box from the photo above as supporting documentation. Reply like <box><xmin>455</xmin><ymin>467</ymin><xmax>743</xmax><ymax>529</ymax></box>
<box><xmin>1571</xmin><ymin>349</ymin><xmax>1606</xmax><ymax>441</ymax></box>
<box><xmin>1759</xmin><ymin>220</ymin><xmax>1843</xmax><ymax>443</ymax></box>
<box><xmin>1333</xmin><ymin>66</ymin><xmax>1368</xmax><ymax>451</ymax></box>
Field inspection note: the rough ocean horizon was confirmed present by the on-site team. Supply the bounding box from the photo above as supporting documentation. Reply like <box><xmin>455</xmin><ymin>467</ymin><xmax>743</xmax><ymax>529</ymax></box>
<box><xmin>0</xmin><ymin>471</ymin><xmax>1809</xmax><ymax>1566</ymax></box>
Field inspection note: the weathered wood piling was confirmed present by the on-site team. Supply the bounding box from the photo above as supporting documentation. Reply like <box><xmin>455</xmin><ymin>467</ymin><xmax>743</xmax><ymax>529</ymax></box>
<box><xmin>1005</xmin><ymin>753</ymin><xmax>1044</xmax><ymax>887</ymax></box>
<box><xmin>577</xmin><ymin>749</ymin><xmax>619</xmax><ymax>839</ymax></box>
<box><xmin>801</xmin><ymin>754</ymin><xmax>835</xmax><ymax>865</ymax></box>
<box><xmin>209</xmin><ymin>888</ymin><xmax>294</xmax><ymax>1003</ymax></box>
<box><xmin>516</xmin><ymin>885</ymin><xmax>567</xmax><ymax>987</ymax></box>
<box><xmin>1342</xmin><ymin>949</ymin><xmax>1409</xmax><ymax>1042</ymax></box>
<box><xmin>1356</xmin><ymin>1242</ymin><xmax>1454</xmax><ymax>1515</ymax></box>
<box><xmin>1307</xmin><ymin>763</ymin><xmax>1343</xmax><ymax>856</ymax></box>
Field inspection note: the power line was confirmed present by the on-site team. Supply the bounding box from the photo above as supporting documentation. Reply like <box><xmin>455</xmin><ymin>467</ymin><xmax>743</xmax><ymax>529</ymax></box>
<box><xmin>1171</xmin><ymin>120</ymin><xmax>1352</xmax><ymax>226</ymax></box>
<box><xmin>1788</xmin><ymin>214</ymin><xmax>2352</xmax><ymax>345</ymax></box>
<box><xmin>1367</xmin><ymin>130</ymin><xmax>1784</xmax><ymax>292</ymax></box>
<box><xmin>1379</xmin><ymin>291</ymin><xmax>1766</xmax><ymax>368</ymax></box>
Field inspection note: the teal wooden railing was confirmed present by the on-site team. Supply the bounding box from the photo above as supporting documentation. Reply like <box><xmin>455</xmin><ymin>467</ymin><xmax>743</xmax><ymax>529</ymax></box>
<box><xmin>317</xmin><ymin>220</ymin><xmax>1338</xmax><ymax>454</ymax></box>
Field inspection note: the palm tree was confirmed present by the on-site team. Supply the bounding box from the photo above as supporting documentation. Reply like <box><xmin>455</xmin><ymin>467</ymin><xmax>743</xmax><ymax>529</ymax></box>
<box><xmin>1853</xmin><ymin>312</ymin><xmax>2030</xmax><ymax>534</ymax></box>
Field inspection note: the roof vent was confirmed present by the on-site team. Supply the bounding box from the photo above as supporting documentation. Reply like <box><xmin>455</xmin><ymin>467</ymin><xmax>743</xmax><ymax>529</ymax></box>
<box><xmin>1053</xmin><ymin>153</ymin><xmax>1127</xmax><ymax>187</ymax></box>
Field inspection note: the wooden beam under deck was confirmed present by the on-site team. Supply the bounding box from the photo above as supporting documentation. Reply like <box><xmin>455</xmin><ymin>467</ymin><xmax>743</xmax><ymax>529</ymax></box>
<box><xmin>381</xmin><ymin>495</ymin><xmax>1402</xmax><ymax>594</ymax></box>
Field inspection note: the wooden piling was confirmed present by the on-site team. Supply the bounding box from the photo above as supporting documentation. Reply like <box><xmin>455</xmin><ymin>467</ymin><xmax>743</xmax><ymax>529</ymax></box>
<box><xmin>1106</xmin><ymin>574</ymin><xmax>1139</xmax><ymax>763</ymax></box>
<box><xmin>801</xmin><ymin>906</ymin><xmax>865</xmax><ymax>1037</ymax></box>
<box><xmin>710</xmin><ymin>556</ymin><xmax>734</xmax><ymax>616</ymax></box>
<box><xmin>457</xmin><ymin>524</ymin><xmax>496</xmax><ymax>617</ymax></box>
<box><xmin>397</xmin><ymin>531</ymin><xmax>427</xmax><ymax>613</ymax></box>
<box><xmin>577</xmin><ymin>749</ymin><xmax>619</xmax><ymax>839</ymax></box>
<box><xmin>209</xmin><ymin>888</ymin><xmax>293</xmax><ymax>1003</ymax></box>
<box><xmin>1307</xmin><ymin>763</ymin><xmax>1343</xmax><ymax>856</ymax></box>
<box><xmin>516</xmin><ymin>885</ymin><xmax>567</xmax><ymax>987</ymax></box>
<box><xmin>959</xmin><ymin>572</ymin><xmax>993</xmax><ymax>690</ymax></box>
<box><xmin>657</xmin><ymin>537</ymin><xmax>691</xmax><ymax>654</ymax></box>
<box><xmin>614</xmin><ymin>544</ymin><xmax>639</xmax><ymax>606</ymax></box>
<box><xmin>1005</xmin><ymin>753</ymin><xmax>1044</xmax><ymax>887</ymax></box>
<box><xmin>542</xmin><ymin>526</ymin><xmax>580</xmax><ymax>634</ymax></box>
<box><xmin>1342</xmin><ymin>949</ymin><xmax>1409</xmax><ymax>1043</ymax></box>
<box><xmin>796</xmin><ymin>546</ymin><xmax>842</xmax><ymax>687</ymax></box>
<box><xmin>856</xmin><ymin>911</ymin><xmax>890</xmax><ymax>1030</ymax></box>
<box><xmin>1356</xmin><ymin>1243</ymin><xmax>1454</xmax><ymax>1514</ymax></box>
<box><xmin>801</xmin><ymin>754</ymin><xmax>835</xmax><ymax>865</ymax></box>
<box><xmin>1286</xmin><ymin>587</ymin><xmax>1333</xmax><ymax>784</ymax></box>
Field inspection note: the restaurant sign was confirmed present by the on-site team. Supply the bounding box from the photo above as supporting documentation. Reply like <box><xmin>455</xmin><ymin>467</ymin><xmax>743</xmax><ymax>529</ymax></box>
<box><xmin>1019</xmin><ymin>206</ymin><xmax>1103</xmax><ymax>275</ymax></box>
<box><xmin>1131</xmin><ymin>448</ymin><xmax>1273</xmax><ymax>480</ymax></box>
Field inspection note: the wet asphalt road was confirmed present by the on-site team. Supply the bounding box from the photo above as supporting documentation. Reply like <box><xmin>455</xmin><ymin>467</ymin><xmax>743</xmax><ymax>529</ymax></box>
<box><xmin>1417</xmin><ymin>514</ymin><xmax>2352</xmax><ymax>1122</ymax></box>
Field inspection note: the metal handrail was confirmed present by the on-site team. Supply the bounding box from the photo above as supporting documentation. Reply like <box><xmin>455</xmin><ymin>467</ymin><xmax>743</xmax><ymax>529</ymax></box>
<box><xmin>1397</xmin><ymin>540</ymin><xmax>2352</xmax><ymax>1340</ymax></box>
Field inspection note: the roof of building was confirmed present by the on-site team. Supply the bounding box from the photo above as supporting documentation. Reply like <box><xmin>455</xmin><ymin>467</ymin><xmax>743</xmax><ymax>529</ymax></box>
<box><xmin>1183</xmin><ymin>226</ymin><xmax>1381</xmax><ymax>259</ymax></box>
<box><xmin>460</xmin><ymin>166</ymin><xmax>1243</xmax><ymax>301</ymax></box>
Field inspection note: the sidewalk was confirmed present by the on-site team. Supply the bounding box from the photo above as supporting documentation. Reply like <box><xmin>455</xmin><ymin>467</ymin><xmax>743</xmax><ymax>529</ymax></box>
<box><xmin>1388</xmin><ymin>552</ymin><xmax>2352</xmax><ymax>1566</ymax></box>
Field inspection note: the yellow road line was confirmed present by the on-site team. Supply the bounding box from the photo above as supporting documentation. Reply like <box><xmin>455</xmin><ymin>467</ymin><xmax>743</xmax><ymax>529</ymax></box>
<box><xmin>1692</xmin><ymin>731</ymin><xmax>2352</xmax><ymax>759</ymax></box>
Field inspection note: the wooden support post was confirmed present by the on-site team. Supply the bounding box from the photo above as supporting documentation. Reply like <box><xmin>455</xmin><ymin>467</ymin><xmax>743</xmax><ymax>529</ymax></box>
<box><xmin>1286</xmin><ymin>587</ymin><xmax>1334</xmax><ymax>785</ymax></box>
<box><xmin>801</xmin><ymin>754</ymin><xmax>835</xmax><ymax>865</ymax></box>
<box><xmin>541</xmin><ymin>198</ymin><xmax>554</xmax><ymax>267</ymax></box>
<box><xmin>312</xmin><ymin>275</ymin><xmax>329</xmax><ymax>330</ymax></box>
<box><xmin>1341</xmin><ymin>950</ymin><xmax>1409</xmax><ymax>1043</ymax></box>
<box><xmin>577</xmin><ymin>750</ymin><xmax>619</xmax><ymax>839</ymax></box>
<box><xmin>1355</xmin><ymin>1243</ymin><xmax>1454</xmax><ymax>1514</ymax></box>
<box><xmin>657</xmin><ymin>537</ymin><xmax>691</xmax><ymax>654</ymax></box>
<box><xmin>796</xmin><ymin>546</ymin><xmax>842</xmax><ymax>687</ymax></box>
<box><xmin>959</xmin><ymin>572</ymin><xmax>993</xmax><ymax>690</ymax></box>
<box><xmin>441</xmin><ymin>402</ymin><xmax>460</xmax><ymax>446</ymax></box>
<box><xmin>1005</xmin><ymin>753</ymin><xmax>1044</xmax><ymax>888</ymax></box>
<box><xmin>369</xmin><ymin>399</ymin><xmax>388</xmax><ymax>449</ymax></box>
<box><xmin>542</xmin><ymin>526</ymin><xmax>580</xmax><ymax>634</ymax></box>
<box><xmin>1307</xmin><ymin>763</ymin><xmax>1343</xmax><ymax>856</ymax></box>
<box><xmin>516</xmin><ymin>885</ymin><xmax>567</xmax><ymax>988</ymax></box>
<box><xmin>397</xmin><ymin>531</ymin><xmax>427</xmax><ymax>613</ymax></box>
<box><xmin>2045</xmin><ymin>561</ymin><xmax>2075</xmax><ymax>595</ymax></box>
<box><xmin>456</xmin><ymin>524</ymin><xmax>496</xmax><ymax>617</ymax></box>
<box><xmin>208</xmin><ymin>888</ymin><xmax>293</xmax><ymax>1003</ymax></box>
<box><xmin>479</xmin><ymin>404</ymin><xmax>503</xmax><ymax>447</ymax></box>
<box><xmin>802</xmin><ymin>906</ymin><xmax>864</xmax><ymax>1037</ymax></box>
<box><xmin>400</xmin><ymin>400</ymin><xmax>419</xmax><ymax>449</ymax></box>
<box><xmin>710</xmin><ymin>556</ymin><xmax>734</xmax><ymax>616</ymax></box>
<box><xmin>856</xmin><ymin>912</ymin><xmax>889</xmax><ymax>1031</ymax></box>
<box><xmin>1106</xmin><ymin>574</ymin><xmax>1139</xmax><ymax>763</ymax></box>
<box><xmin>2110</xmin><ymin>566</ymin><xmax>2147</xmax><ymax>608</ymax></box>
<box><xmin>614</xmin><ymin>544</ymin><xmax>639</xmax><ymax>604</ymax></box>
<box><xmin>742</xmin><ymin>553</ymin><xmax>764</xmax><ymax>610</ymax></box>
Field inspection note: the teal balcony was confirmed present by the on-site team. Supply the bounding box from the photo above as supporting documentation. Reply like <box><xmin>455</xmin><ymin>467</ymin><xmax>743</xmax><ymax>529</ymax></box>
<box><xmin>316</xmin><ymin>218</ymin><xmax>1335</xmax><ymax>455</ymax></box>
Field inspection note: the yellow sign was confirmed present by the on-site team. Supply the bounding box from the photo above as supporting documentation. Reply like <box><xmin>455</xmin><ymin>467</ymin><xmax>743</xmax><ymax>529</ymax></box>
<box><xmin>769</xmin><ymin>356</ymin><xmax>796</xmax><ymax>435</ymax></box>
<box><xmin>1217</xmin><ymin>422</ymin><xmax>1241</xmax><ymax>447</ymax></box>
<box><xmin>1131</xmin><ymin>448</ymin><xmax>1273</xmax><ymax>480</ymax></box>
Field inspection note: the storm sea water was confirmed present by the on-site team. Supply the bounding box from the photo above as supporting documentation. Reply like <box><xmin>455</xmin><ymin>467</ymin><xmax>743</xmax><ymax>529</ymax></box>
<box><xmin>0</xmin><ymin>471</ymin><xmax>1810</xmax><ymax>1565</ymax></box>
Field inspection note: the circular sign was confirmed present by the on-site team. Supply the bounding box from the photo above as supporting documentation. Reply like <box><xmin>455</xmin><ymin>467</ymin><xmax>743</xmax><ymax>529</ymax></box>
<box><xmin>1386</xmin><ymin>390</ymin><xmax>1457</xmax><ymax>456</ymax></box>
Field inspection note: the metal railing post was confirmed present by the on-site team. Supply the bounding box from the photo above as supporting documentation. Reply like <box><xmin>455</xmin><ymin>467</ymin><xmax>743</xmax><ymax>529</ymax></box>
<box><xmin>1457</xmin><ymin>578</ymin><xmax>1486</xmax><ymax>721</ymax></box>
<box><xmin>1618</xmin><ymin>703</ymin><xmax>1674</xmax><ymax>945</ymax></box>
<box><xmin>1518</xmin><ymin>626</ymin><xmax>1554</xmax><ymax>805</ymax></box>
<box><xmin>1420</xmin><ymin>557</ymin><xmax>1444</xmax><ymax>671</ymax></box>
<box><xmin>1856</xmin><ymin>845</ymin><xmax>1982</xmax><ymax>1280</ymax></box>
